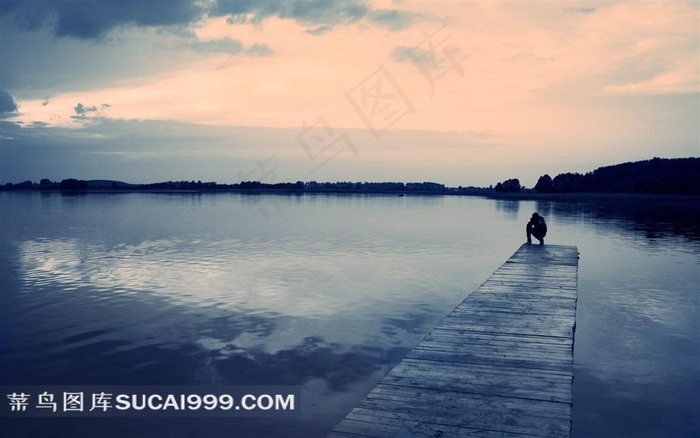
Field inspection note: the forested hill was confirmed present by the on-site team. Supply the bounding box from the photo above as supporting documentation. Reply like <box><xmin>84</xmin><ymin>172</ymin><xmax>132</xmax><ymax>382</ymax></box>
<box><xmin>508</xmin><ymin>157</ymin><xmax>699</xmax><ymax>195</ymax></box>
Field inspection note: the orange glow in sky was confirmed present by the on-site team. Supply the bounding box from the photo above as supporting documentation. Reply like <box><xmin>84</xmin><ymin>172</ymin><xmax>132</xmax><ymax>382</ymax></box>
<box><xmin>0</xmin><ymin>1</ymin><xmax>698</xmax><ymax>185</ymax></box>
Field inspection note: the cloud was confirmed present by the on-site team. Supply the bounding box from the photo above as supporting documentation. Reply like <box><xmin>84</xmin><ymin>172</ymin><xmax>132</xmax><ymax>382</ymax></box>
<box><xmin>74</xmin><ymin>102</ymin><xmax>110</xmax><ymax>117</ymax></box>
<box><xmin>0</xmin><ymin>0</ymin><xmax>205</xmax><ymax>39</ymax></box>
<box><xmin>0</xmin><ymin>89</ymin><xmax>18</xmax><ymax>114</ymax></box>
<box><xmin>215</xmin><ymin>0</ymin><xmax>369</xmax><ymax>26</ymax></box>
<box><xmin>0</xmin><ymin>1</ymin><xmax>422</xmax><ymax>40</ymax></box>
<box><xmin>391</xmin><ymin>45</ymin><xmax>420</xmax><ymax>63</ymax></box>
<box><xmin>367</xmin><ymin>9</ymin><xmax>419</xmax><ymax>31</ymax></box>
<box><xmin>187</xmin><ymin>38</ymin><xmax>274</xmax><ymax>56</ymax></box>
<box><xmin>391</xmin><ymin>44</ymin><xmax>468</xmax><ymax>70</ymax></box>
<box><xmin>190</xmin><ymin>37</ymin><xmax>244</xmax><ymax>54</ymax></box>
<box><xmin>564</xmin><ymin>6</ymin><xmax>596</xmax><ymax>15</ymax></box>
<box><xmin>305</xmin><ymin>25</ymin><xmax>333</xmax><ymax>36</ymax></box>
<box><xmin>74</xmin><ymin>103</ymin><xmax>98</xmax><ymax>115</ymax></box>
<box><xmin>215</xmin><ymin>0</ymin><xmax>420</xmax><ymax>31</ymax></box>
<box><xmin>602</xmin><ymin>67</ymin><xmax>699</xmax><ymax>96</ymax></box>
<box><xmin>246</xmin><ymin>43</ymin><xmax>274</xmax><ymax>57</ymax></box>
<box><xmin>0</xmin><ymin>22</ymin><xmax>208</xmax><ymax>97</ymax></box>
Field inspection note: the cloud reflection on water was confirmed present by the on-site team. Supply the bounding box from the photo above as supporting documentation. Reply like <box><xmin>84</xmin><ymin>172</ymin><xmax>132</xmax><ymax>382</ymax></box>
<box><xmin>2</xmin><ymin>192</ymin><xmax>699</xmax><ymax>437</ymax></box>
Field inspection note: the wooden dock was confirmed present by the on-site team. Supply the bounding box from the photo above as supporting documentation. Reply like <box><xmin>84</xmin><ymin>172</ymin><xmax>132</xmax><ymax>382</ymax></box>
<box><xmin>328</xmin><ymin>244</ymin><xmax>579</xmax><ymax>437</ymax></box>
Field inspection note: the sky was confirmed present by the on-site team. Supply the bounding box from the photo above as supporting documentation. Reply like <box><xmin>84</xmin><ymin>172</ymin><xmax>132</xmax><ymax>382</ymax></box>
<box><xmin>0</xmin><ymin>0</ymin><xmax>698</xmax><ymax>187</ymax></box>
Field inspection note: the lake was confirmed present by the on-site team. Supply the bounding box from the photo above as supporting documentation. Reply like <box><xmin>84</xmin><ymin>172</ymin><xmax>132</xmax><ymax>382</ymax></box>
<box><xmin>1</xmin><ymin>192</ymin><xmax>698</xmax><ymax>437</ymax></box>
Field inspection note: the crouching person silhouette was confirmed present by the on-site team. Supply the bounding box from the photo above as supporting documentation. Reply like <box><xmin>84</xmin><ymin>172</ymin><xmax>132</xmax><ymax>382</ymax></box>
<box><xmin>526</xmin><ymin>212</ymin><xmax>547</xmax><ymax>245</ymax></box>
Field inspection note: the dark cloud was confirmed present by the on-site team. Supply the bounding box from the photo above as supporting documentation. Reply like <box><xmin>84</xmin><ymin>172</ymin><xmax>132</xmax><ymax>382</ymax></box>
<box><xmin>0</xmin><ymin>1</ymin><xmax>421</xmax><ymax>40</ymax></box>
<box><xmin>74</xmin><ymin>103</ymin><xmax>98</xmax><ymax>115</ymax></box>
<box><xmin>73</xmin><ymin>103</ymin><xmax>111</xmax><ymax>117</ymax></box>
<box><xmin>0</xmin><ymin>0</ymin><xmax>205</xmax><ymax>39</ymax></box>
<box><xmin>367</xmin><ymin>9</ymin><xmax>417</xmax><ymax>31</ymax></box>
<box><xmin>215</xmin><ymin>0</ymin><xmax>368</xmax><ymax>26</ymax></box>
<box><xmin>0</xmin><ymin>25</ymin><xmax>272</xmax><ymax>97</ymax></box>
<box><xmin>305</xmin><ymin>25</ymin><xmax>333</xmax><ymax>36</ymax></box>
<box><xmin>0</xmin><ymin>89</ymin><xmax>18</xmax><ymax>113</ymax></box>
<box><xmin>0</xmin><ymin>20</ymin><xmax>196</xmax><ymax>96</ymax></box>
<box><xmin>215</xmin><ymin>0</ymin><xmax>419</xmax><ymax>31</ymax></box>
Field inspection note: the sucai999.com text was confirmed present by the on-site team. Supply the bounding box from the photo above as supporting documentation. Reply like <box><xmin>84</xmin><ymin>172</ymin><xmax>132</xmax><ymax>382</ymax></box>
<box><xmin>2</xmin><ymin>386</ymin><xmax>299</xmax><ymax>417</ymax></box>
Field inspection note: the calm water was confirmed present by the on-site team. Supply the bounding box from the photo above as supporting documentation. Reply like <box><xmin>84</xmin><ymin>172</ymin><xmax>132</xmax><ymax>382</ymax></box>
<box><xmin>0</xmin><ymin>192</ymin><xmax>698</xmax><ymax>437</ymax></box>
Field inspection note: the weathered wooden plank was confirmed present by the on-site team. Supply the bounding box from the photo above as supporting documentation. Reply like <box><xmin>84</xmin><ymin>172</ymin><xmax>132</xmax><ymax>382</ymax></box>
<box><xmin>350</xmin><ymin>401</ymin><xmax>571</xmax><ymax>437</ymax></box>
<box><xmin>422</xmin><ymin>335</ymin><xmax>574</xmax><ymax>353</ymax></box>
<box><xmin>395</xmin><ymin>358</ymin><xmax>574</xmax><ymax>380</ymax></box>
<box><xmin>415</xmin><ymin>342</ymin><xmax>573</xmax><ymax>362</ymax></box>
<box><xmin>385</xmin><ymin>363</ymin><xmax>573</xmax><ymax>389</ymax></box>
<box><xmin>475</xmin><ymin>287</ymin><xmax>577</xmax><ymax>297</ymax></box>
<box><xmin>382</xmin><ymin>374</ymin><xmax>573</xmax><ymax>401</ymax></box>
<box><xmin>478</xmin><ymin>282</ymin><xmax>578</xmax><ymax>292</ymax></box>
<box><xmin>493</xmin><ymin>270</ymin><xmax>578</xmax><ymax>278</ymax></box>
<box><xmin>364</xmin><ymin>385</ymin><xmax>571</xmax><ymax>418</ymax></box>
<box><xmin>484</xmin><ymin>273</ymin><xmax>578</xmax><ymax>281</ymax></box>
<box><xmin>460</xmin><ymin>300</ymin><xmax>576</xmax><ymax>313</ymax></box>
<box><xmin>405</xmin><ymin>350</ymin><xmax>572</xmax><ymax>373</ymax></box>
<box><xmin>384</xmin><ymin>364</ymin><xmax>570</xmax><ymax>389</ymax></box>
<box><xmin>426</xmin><ymin>329</ymin><xmax>573</xmax><ymax>346</ymax></box>
<box><xmin>345</xmin><ymin>411</ymin><xmax>539</xmax><ymax>437</ymax></box>
<box><xmin>410</xmin><ymin>349</ymin><xmax>573</xmax><ymax>368</ymax></box>
<box><xmin>436</xmin><ymin>321</ymin><xmax>576</xmax><ymax>336</ymax></box>
<box><xmin>380</xmin><ymin>375</ymin><xmax>572</xmax><ymax>403</ymax></box>
<box><xmin>446</xmin><ymin>311</ymin><xmax>576</xmax><ymax>325</ymax></box>
<box><xmin>433</xmin><ymin>323</ymin><xmax>573</xmax><ymax>338</ymax></box>
<box><xmin>416</xmin><ymin>334</ymin><xmax>574</xmax><ymax>352</ymax></box>
<box><xmin>329</xmin><ymin>244</ymin><xmax>578</xmax><ymax>437</ymax></box>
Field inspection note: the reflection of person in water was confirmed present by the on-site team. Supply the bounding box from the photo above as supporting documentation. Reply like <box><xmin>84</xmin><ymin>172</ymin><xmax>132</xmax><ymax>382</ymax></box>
<box><xmin>526</xmin><ymin>212</ymin><xmax>547</xmax><ymax>245</ymax></box>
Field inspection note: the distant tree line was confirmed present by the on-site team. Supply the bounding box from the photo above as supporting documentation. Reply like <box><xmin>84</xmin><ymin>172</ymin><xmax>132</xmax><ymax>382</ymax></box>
<box><xmin>1</xmin><ymin>179</ymin><xmax>456</xmax><ymax>194</ymax></box>
<box><xmin>495</xmin><ymin>157</ymin><xmax>699</xmax><ymax>195</ymax></box>
<box><xmin>4</xmin><ymin>157</ymin><xmax>697</xmax><ymax>195</ymax></box>
<box><xmin>494</xmin><ymin>178</ymin><xmax>522</xmax><ymax>193</ymax></box>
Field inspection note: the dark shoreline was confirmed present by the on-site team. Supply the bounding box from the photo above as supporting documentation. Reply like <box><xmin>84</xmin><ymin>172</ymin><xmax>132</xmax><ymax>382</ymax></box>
<box><xmin>475</xmin><ymin>191</ymin><xmax>700</xmax><ymax>202</ymax></box>
<box><xmin>4</xmin><ymin>157</ymin><xmax>698</xmax><ymax>197</ymax></box>
<box><xmin>3</xmin><ymin>187</ymin><xmax>699</xmax><ymax>203</ymax></box>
